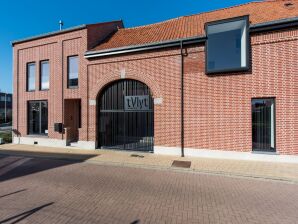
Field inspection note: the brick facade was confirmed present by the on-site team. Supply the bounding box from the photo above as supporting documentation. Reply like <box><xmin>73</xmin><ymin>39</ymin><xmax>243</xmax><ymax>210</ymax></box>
<box><xmin>12</xmin><ymin>21</ymin><xmax>297</xmax><ymax>155</ymax></box>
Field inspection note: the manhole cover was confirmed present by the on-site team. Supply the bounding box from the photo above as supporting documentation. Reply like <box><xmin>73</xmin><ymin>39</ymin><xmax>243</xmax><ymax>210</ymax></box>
<box><xmin>171</xmin><ymin>160</ymin><xmax>191</xmax><ymax>168</ymax></box>
<box><xmin>130</xmin><ymin>154</ymin><xmax>144</xmax><ymax>158</ymax></box>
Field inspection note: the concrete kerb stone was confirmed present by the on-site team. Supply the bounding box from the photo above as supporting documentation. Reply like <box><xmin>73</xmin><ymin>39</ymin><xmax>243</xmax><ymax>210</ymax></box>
<box><xmin>1</xmin><ymin>144</ymin><xmax>298</xmax><ymax>184</ymax></box>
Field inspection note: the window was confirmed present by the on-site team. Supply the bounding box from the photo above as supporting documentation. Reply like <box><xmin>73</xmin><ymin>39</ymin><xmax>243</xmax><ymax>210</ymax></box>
<box><xmin>252</xmin><ymin>98</ymin><xmax>275</xmax><ymax>152</ymax></box>
<box><xmin>7</xmin><ymin>96</ymin><xmax>11</xmax><ymax>102</ymax></box>
<box><xmin>27</xmin><ymin>63</ymin><xmax>36</xmax><ymax>91</ymax></box>
<box><xmin>28</xmin><ymin>100</ymin><xmax>48</xmax><ymax>135</ymax></box>
<box><xmin>0</xmin><ymin>96</ymin><xmax>5</xmax><ymax>101</ymax></box>
<box><xmin>206</xmin><ymin>16</ymin><xmax>249</xmax><ymax>73</ymax></box>
<box><xmin>40</xmin><ymin>60</ymin><xmax>50</xmax><ymax>90</ymax></box>
<box><xmin>67</xmin><ymin>56</ymin><xmax>78</xmax><ymax>88</ymax></box>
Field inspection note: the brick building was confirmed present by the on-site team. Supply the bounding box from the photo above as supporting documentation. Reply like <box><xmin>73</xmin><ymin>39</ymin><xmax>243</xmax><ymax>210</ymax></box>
<box><xmin>12</xmin><ymin>0</ymin><xmax>298</xmax><ymax>158</ymax></box>
<box><xmin>0</xmin><ymin>92</ymin><xmax>12</xmax><ymax>124</ymax></box>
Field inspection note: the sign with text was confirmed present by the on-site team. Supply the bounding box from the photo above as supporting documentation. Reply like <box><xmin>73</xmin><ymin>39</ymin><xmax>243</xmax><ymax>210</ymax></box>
<box><xmin>125</xmin><ymin>95</ymin><xmax>150</xmax><ymax>111</ymax></box>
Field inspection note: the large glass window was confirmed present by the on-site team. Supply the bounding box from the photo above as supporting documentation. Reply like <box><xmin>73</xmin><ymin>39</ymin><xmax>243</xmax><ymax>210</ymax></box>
<box><xmin>27</xmin><ymin>63</ymin><xmax>36</xmax><ymax>91</ymax></box>
<box><xmin>67</xmin><ymin>56</ymin><xmax>78</xmax><ymax>88</ymax></box>
<box><xmin>206</xmin><ymin>16</ymin><xmax>249</xmax><ymax>73</ymax></box>
<box><xmin>252</xmin><ymin>98</ymin><xmax>275</xmax><ymax>152</ymax></box>
<box><xmin>40</xmin><ymin>60</ymin><xmax>50</xmax><ymax>90</ymax></box>
<box><xmin>28</xmin><ymin>101</ymin><xmax>48</xmax><ymax>135</ymax></box>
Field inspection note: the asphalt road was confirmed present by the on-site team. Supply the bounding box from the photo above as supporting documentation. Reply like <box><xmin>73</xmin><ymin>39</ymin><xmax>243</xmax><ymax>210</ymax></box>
<box><xmin>0</xmin><ymin>155</ymin><xmax>297</xmax><ymax>224</ymax></box>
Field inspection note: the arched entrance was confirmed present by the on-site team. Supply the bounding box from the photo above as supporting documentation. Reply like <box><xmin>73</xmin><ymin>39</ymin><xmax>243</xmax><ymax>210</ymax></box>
<box><xmin>98</xmin><ymin>79</ymin><xmax>154</xmax><ymax>152</ymax></box>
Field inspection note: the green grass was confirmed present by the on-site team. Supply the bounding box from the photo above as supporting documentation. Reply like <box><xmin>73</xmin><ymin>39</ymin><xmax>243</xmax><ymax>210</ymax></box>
<box><xmin>0</xmin><ymin>131</ymin><xmax>12</xmax><ymax>143</ymax></box>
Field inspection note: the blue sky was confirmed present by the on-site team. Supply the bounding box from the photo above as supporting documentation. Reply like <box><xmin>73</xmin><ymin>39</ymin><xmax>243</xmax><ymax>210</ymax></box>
<box><xmin>0</xmin><ymin>0</ymin><xmax>251</xmax><ymax>93</ymax></box>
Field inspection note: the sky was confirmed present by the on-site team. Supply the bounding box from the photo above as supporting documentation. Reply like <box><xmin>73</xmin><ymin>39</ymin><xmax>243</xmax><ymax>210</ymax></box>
<box><xmin>0</xmin><ymin>0</ymin><xmax>252</xmax><ymax>93</ymax></box>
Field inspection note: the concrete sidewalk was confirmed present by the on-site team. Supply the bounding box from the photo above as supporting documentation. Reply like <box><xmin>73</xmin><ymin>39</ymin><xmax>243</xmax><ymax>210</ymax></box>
<box><xmin>0</xmin><ymin>144</ymin><xmax>298</xmax><ymax>183</ymax></box>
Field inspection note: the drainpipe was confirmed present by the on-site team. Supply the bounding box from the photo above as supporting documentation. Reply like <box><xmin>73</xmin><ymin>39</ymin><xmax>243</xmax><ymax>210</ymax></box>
<box><xmin>180</xmin><ymin>40</ymin><xmax>184</xmax><ymax>157</ymax></box>
<box><xmin>61</xmin><ymin>41</ymin><xmax>64</xmax><ymax>140</ymax></box>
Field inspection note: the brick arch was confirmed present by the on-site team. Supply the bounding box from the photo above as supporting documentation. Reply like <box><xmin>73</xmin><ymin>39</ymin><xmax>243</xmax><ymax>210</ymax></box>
<box><xmin>90</xmin><ymin>69</ymin><xmax>162</xmax><ymax>100</ymax></box>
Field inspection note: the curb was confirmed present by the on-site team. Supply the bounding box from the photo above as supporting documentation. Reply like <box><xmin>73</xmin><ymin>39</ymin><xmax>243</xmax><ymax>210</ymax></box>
<box><xmin>0</xmin><ymin>150</ymin><xmax>297</xmax><ymax>185</ymax></box>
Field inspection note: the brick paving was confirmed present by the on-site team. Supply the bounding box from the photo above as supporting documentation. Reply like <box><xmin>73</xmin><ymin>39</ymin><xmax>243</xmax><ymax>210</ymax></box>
<box><xmin>0</xmin><ymin>144</ymin><xmax>298</xmax><ymax>183</ymax></box>
<box><xmin>0</xmin><ymin>155</ymin><xmax>297</xmax><ymax>224</ymax></box>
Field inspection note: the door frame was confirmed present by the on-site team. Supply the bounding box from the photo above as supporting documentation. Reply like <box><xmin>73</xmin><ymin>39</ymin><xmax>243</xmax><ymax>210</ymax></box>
<box><xmin>251</xmin><ymin>97</ymin><xmax>276</xmax><ymax>153</ymax></box>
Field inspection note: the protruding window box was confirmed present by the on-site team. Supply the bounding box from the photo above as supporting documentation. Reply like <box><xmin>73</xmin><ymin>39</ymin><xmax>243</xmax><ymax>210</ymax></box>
<box><xmin>205</xmin><ymin>16</ymin><xmax>250</xmax><ymax>74</ymax></box>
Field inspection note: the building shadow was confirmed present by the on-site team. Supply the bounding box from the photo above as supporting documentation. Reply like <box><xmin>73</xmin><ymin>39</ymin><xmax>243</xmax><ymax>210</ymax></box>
<box><xmin>0</xmin><ymin>149</ymin><xmax>98</xmax><ymax>182</ymax></box>
<box><xmin>0</xmin><ymin>189</ymin><xmax>26</xmax><ymax>199</ymax></box>
<box><xmin>0</xmin><ymin>202</ymin><xmax>54</xmax><ymax>224</ymax></box>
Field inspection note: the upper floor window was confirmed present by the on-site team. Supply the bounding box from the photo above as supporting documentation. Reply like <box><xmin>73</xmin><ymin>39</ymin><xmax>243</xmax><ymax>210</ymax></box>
<box><xmin>40</xmin><ymin>60</ymin><xmax>50</xmax><ymax>90</ymax></box>
<box><xmin>67</xmin><ymin>56</ymin><xmax>78</xmax><ymax>88</ymax></box>
<box><xmin>206</xmin><ymin>16</ymin><xmax>249</xmax><ymax>74</ymax></box>
<box><xmin>27</xmin><ymin>62</ymin><xmax>36</xmax><ymax>91</ymax></box>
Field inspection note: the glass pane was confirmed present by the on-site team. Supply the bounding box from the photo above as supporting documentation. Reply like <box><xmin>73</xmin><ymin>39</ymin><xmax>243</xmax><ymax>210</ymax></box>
<box><xmin>27</xmin><ymin>63</ymin><xmax>36</xmax><ymax>91</ymax></box>
<box><xmin>28</xmin><ymin>101</ymin><xmax>48</xmax><ymax>135</ymax></box>
<box><xmin>40</xmin><ymin>101</ymin><xmax>48</xmax><ymax>134</ymax></box>
<box><xmin>252</xmin><ymin>99</ymin><xmax>275</xmax><ymax>152</ymax></box>
<box><xmin>28</xmin><ymin>101</ymin><xmax>40</xmax><ymax>134</ymax></box>
<box><xmin>68</xmin><ymin>56</ymin><xmax>78</xmax><ymax>87</ymax></box>
<box><xmin>41</xmin><ymin>61</ymin><xmax>49</xmax><ymax>90</ymax></box>
<box><xmin>207</xmin><ymin>18</ymin><xmax>247</xmax><ymax>73</ymax></box>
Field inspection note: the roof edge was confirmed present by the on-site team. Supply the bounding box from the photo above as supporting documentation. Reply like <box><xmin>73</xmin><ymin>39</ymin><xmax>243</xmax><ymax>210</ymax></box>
<box><xmin>85</xmin><ymin>16</ymin><xmax>298</xmax><ymax>59</ymax></box>
<box><xmin>85</xmin><ymin>35</ymin><xmax>206</xmax><ymax>58</ymax></box>
<box><xmin>250</xmin><ymin>16</ymin><xmax>298</xmax><ymax>32</ymax></box>
<box><xmin>11</xmin><ymin>24</ymin><xmax>87</xmax><ymax>46</ymax></box>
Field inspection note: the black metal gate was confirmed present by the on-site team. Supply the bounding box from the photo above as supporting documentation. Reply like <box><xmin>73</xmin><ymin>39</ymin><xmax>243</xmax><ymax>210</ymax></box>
<box><xmin>98</xmin><ymin>80</ymin><xmax>154</xmax><ymax>152</ymax></box>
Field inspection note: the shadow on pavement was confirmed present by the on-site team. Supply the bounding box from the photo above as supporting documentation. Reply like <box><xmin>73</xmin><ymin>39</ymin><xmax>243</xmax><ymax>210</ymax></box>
<box><xmin>0</xmin><ymin>189</ymin><xmax>26</xmax><ymax>199</ymax></box>
<box><xmin>0</xmin><ymin>202</ymin><xmax>54</xmax><ymax>224</ymax></box>
<box><xmin>0</xmin><ymin>150</ymin><xmax>98</xmax><ymax>182</ymax></box>
<box><xmin>0</xmin><ymin>149</ymin><xmax>98</xmax><ymax>161</ymax></box>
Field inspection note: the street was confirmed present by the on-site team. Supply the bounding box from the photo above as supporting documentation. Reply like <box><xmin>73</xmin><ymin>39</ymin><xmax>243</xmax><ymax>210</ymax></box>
<box><xmin>0</xmin><ymin>155</ymin><xmax>297</xmax><ymax>224</ymax></box>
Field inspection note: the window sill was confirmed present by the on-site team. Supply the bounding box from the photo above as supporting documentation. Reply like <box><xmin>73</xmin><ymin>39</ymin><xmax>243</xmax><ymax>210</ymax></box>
<box><xmin>67</xmin><ymin>86</ymin><xmax>79</xmax><ymax>89</ymax></box>
<box><xmin>26</xmin><ymin>134</ymin><xmax>49</xmax><ymax>138</ymax></box>
<box><xmin>251</xmin><ymin>151</ymin><xmax>278</xmax><ymax>155</ymax></box>
<box><xmin>206</xmin><ymin>66</ymin><xmax>250</xmax><ymax>74</ymax></box>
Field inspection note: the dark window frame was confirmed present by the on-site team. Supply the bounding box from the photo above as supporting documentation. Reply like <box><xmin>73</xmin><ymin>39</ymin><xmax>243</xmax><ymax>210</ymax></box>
<box><xmin>27</xmin><ymin>100</ymin><xmax>48</xmax><ymax>136</ymax></box>
<box><xmin>67</xmin><ymin>55</ymin><xmax>79</xmax><ymax>89</ymax></box>
<box><xmin>205</xmin><ymin>15</ymin><xmax>250</xmax><ymax>74</ymax></box>
<box><xmin>26</xmin><ymin>62</ymin><xmax>36</xmax><ymax>92</ymax></box>
<box><xmin>251</xmin><ymin>97</ymin><xmax>276</xmax><ymax>153</ymax></box>
<box><xmin>39</xmin><ymin>60</ymin><xmax>50</xmax><ymax>91</ymax></box>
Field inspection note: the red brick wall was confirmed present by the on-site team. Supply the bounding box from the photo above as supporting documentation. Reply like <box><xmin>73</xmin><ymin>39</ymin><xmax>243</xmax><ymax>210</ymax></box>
<box><xmin>13</xmin><ymin>29</ymin><xmax>88</xmax><ymax>141</ymax></box>
<box><xmin>13</xmin><ymin>27</ymin><xmax>298</xmax><ymax>155</ymax></box>
<box><xmin>87</xmin><ymin>29</ymin><xmax>298</xmax><ymax>155</ymax></box>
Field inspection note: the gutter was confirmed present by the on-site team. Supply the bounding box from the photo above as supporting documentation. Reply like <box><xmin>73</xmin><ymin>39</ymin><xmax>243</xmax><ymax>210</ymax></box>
<box><xmin>11</xmin><ymin>25</ymin><xmax>87</xmax><ymax>46</ymax></box>
<box><xmin>250</xmin><ymin>16</ymin><xmax>298</xmax><ymax>33</ymax></box>
<box><xmin>84</xmin><ymin>16</ymin><xmax>298</xmax><ymax>59</ymax></box>
<box><xmin>84</xmin><ymin>36</ymin><xmax>206</xmax><ymax>58</ymax></box>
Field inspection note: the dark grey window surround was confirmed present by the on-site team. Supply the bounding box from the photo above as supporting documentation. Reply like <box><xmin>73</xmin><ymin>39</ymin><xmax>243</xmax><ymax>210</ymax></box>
<box><xmin>205</xmin><ymin>16</ymin><xmax>250</xmax><ymax>74</ymax></box>
<box><xmin>27</xmin><ymin>100</ymin><xmax>48</xmax><ymax>135</ymax></box>
<box><xmin>251</xmin><ymin>97</ymin><xmax>276</xmax><ymax>153</ymax></box>
<box><xmin>67</xmin><ymin>55</ymin><xmax>79</xmax><ymax>88</ymax></box>
<box><xmin>40</xmin><ymin>60</ymin><xmax>50</xmax><ymax>90</ymax></box>
<box><xmin>26</xmin><ymin>62</ymin><xmax>36</xmax><ymax>91</ymax></box>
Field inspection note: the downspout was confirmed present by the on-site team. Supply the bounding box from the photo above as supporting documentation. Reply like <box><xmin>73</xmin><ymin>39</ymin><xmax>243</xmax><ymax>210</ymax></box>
<box><xmin>16</xmin><ymin>50</ymin><xmax>20</xmax><ymax>144</ymax></box>
<box><xmin>180</xmin><ymin>40</ymin><xmax>185</xmax><ymax>157</ymax></box>
<box><xmin>61</xmin><ymin>41</ymin><xmax>64</xmax><ymax>140</ymax></box>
